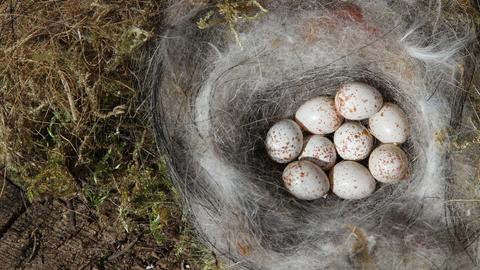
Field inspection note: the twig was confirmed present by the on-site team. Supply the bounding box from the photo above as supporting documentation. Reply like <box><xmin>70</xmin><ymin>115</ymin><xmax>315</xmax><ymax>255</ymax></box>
<box><xmin>9</xmin><ymin>0</ymin><xmax>16</xmax><ymax>40</ymax></box>
<box><xmin>59</xmin><ymin>71</ymin><xmax>78</xmax><ymax>122</ymax></box>
<box><xmin>26</xmin><ymin>229</ymin><xmax>39</xmax><ymax>263</ymax></box>
<box><xmin>107</xmin><ymin>236</ymin><xmax>140</xmax><ymax>261</ymax></box>
<box><xmin>0</xmin><ymin>166</ymin><xmax>6</xmax><ymax>199</ymax></box>
<box><xmin>445</xmin><ymin>199</ymin><xmax>480</xmax><ymax>203</ymax></box>
<box><xmin>67</xmin><ymin>199</ymin><xmax>76</xmax><ymax>229</ymax></box>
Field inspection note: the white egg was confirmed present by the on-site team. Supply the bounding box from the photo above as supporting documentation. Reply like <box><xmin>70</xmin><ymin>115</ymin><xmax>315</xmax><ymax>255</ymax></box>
<box><xmin>295</xmin><ymin>96</ymin><xmax>344</xmax><ymax>135</ymax></box>
<box><xmin>299</xmin><ymin>135</ymin><xmax>336</xmax><ymax>170</ymax></box>
<box><xmin>369</xmin><ymin>102</ymin><xmax>410</xmax><ymax>144</ymax></box>
<box><xmin>282</xmin><ymin>160</ymin><xmax>330</xmax><ymax>200</ymax></box>
<box><xmin>265</xmin><ymin>119</ymin><xmax>303</xmax><ymax>163</ymax></box>
<box><xmin>368</xmin><ymin>144</ymin><xmax>408</xmax><ymax>183</ymax></box>
<box><xmin>330</xmin><ymin>161</ymin><xmax>376</xmax><ymax>200</ymax></box>
<box><xmin>335</xmin><ymin>82</ymin><xmax>383</xmax><ymax>120</ymax></box>
<box><xmin>333</xmin><ymin>122</ymin><xmax>374</xmax><ymax>160</ymax></box>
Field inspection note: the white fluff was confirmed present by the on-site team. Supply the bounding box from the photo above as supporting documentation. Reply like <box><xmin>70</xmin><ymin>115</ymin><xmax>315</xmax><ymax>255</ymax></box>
<box><xmin>147</xmin><ymin>0</ymin><xmax>479</xmax><ymax>269</ymax></box>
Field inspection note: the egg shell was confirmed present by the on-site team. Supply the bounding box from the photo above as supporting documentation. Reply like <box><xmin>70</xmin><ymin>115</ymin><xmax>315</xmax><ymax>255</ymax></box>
<box><xmin>265</xmin><ymin>119</ymin><xmax>303</xmax><ymax>163</ymax></box>
<box><xmin>330</xmin><ymin>161</ymin><xmax>376</xmax><ymax>200</ymax></box>
<box><xmin>295</xmin><ymin>96</ymin><xmax>344</xmax><ymax>134</ymax></box>
<box><xmin>368</xmin><ymin>144</ymin><xmax>408</xmax><ymax>183</ymax></box>
<box><xmin>333</xmin><ymin>122</ymin><xmax>374</xmax><ymax>160</ymax></box>
<box><xmin>335</xmin><ymin>82</ymin><xmax>383</xmax><ymax>120</ymax></box>
<box><xmin>299</xmin><ymin>135</ymin><xmax>337</xmax><ymax>170</ymax></box>
<box><xmin>369</xmin><ymin>102</ymin><xmax>410</xmax><ymax>144</ymax></box>
<box><xmin>282</xmin><ymin>160</ymin><xmax>330</xmax><ymax>200</ymax></box>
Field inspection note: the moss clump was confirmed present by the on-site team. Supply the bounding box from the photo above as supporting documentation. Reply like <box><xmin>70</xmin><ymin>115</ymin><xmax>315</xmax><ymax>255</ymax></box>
<box><xmin>198</xmin><ymin>0</ymin><xmax>268</xmax><ymax>48</ymax></box>
<box><xmin>0</xmin><ymin>1</ymin><xmax>218</xmax><ymax>268</ymax></box>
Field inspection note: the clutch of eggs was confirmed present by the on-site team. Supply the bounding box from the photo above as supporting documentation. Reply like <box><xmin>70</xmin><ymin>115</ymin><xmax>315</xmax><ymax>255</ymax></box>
<box><xmin>265</xmin><ymin>82</ymin><xmax>410</xmax><ymax>200</ymax></box>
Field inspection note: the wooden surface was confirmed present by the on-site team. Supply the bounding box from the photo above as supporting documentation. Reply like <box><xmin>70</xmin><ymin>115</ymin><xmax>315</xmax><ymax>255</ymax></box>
<box><xmin>0</xmin><ymin>177</ymin><xmax>180</xmax><ymax>270</ymax></box>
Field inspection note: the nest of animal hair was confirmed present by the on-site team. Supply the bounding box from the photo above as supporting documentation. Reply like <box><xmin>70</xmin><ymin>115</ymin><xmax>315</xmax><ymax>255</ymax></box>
<box><xmin>147</xmin><ymin>0</ymin><xmax>480</xmax><ymax>269</ymax></box>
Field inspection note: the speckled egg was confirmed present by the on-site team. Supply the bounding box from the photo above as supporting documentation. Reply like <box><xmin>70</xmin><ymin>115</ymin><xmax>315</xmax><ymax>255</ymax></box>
<box><xmin>369</xmin><ymin>102</ymin><xmax>410</xmax><ymax>144</ymax></box>
<box><xmin>299</xmin><ymin>135</ymin><xmax>337</xmax><ymax>170</ymax></box>
<box><xmin>295</xmin><ymin>96</ymin><xmax>344</xmax><ymax>134</ymax></box>
<box><xmin>369</xmin><ymin>144</ymin><xmax>408</xmax><ymax>183</ymax></box>
<box><xmin>330</xmin><ymin>161</ymin><xmax>376</xmax><ymax>200</ymax></box>
<box><xmin>333</xmin><ymin>122</ymin><xmax>374</xmax><ymax>160</ymax></box>
<box><xmin>282</xmin><ymin>160</ymin><xmax>330</xmax><ymax>200</ymax></box>
<box><xmin>265</xmin><ymin>119</ymin><xmax>303</xmax><ymax>163</ymax></box>
<box><xmin>335</xmin><ymin>82</ymin><xmax>383</xmax><ymax>120</ymax></box>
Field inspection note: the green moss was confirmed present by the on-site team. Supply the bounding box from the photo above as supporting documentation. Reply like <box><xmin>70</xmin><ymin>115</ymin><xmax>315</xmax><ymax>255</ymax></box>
<box><xmin>84</xmin><ymin>183</ymin><xmax>111</xmax><ymax>209</ymax></box>
<box><xmin>197</xmin><ymin>0</ymin><xmax>268</xmax><ymax>48</ymax></box>
<box><xmin>176</xmin><ymin>225</ymin><xmax>222</xmax><ymax>270</ymax></box>
<box><xmin>1</xmin><ymin>1</ymin><xmax>220</xmax><ymax>268</ymax></box>
<box><xmin>109</xmin><ymin>26</ymin><xmax>153</xmax><ymax>70</ymax></box>
<box><xmin>27</xmin><ymin>146</ymin><xmax>77</xmax><ymax>201</ymax></box>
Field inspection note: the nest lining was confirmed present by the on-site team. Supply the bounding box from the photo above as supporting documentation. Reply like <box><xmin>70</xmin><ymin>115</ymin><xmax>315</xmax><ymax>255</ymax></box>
<box><xmin>148</xmin><ymin>1</ymin><xmax>479</xmax><ymax>269</ymax></box>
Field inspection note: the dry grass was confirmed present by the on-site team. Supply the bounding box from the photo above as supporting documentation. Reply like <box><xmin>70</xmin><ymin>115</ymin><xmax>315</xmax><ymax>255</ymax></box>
<box><xmin>0</xmin><ymin>0</ymin><xmax>218</xmax><ymax>268</ymax></box>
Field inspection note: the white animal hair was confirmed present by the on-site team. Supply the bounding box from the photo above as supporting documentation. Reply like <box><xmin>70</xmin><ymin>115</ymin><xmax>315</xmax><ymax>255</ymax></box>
<box><xmin>146</xmin><ymin>1</ymin><xmax>480</xmax><ymax>269</ymax></box>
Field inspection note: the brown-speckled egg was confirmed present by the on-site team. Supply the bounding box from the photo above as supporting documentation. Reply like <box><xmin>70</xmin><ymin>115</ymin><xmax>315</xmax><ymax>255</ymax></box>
<box><xmin>295</xmin><ymin>96</ymin><xmax>344</xmax><ymax>134</ymax></box>
<box><xmin>299</xmin><ymin>135</ymin><xmax>337</xmax><ymax>170</ymax></box>
<box><xmin>330</xmin><ymin>161</ymin><xmax>376</xmax><ymax>200</ymax></box>
<box><xmin>335</xmin><ymin>82</ymin><xmax>383</xmax><ymax>120</ymax></box>
<box><xmin>265</xmin><ymin>119</ymin><xmax>303</xmax><ymax>163</ymax></box>
<box><xmin>369</xmin><ymin>102</ymin><xmax>410</xmax><ymax>144</ymax></box>
<box><xmin>282</xmin><ymin>160</ymin><xmax>330</xmax><ymax>200</ymax></box>
<box><xmin>368</xmin><ymin>144</ymin><xmax>408</xmax><ymax>183</ymax></box>
<box><xmin>333</xmin><ymin>122</ymin><xmax>374</xmax><ymax>160</ymax></box>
